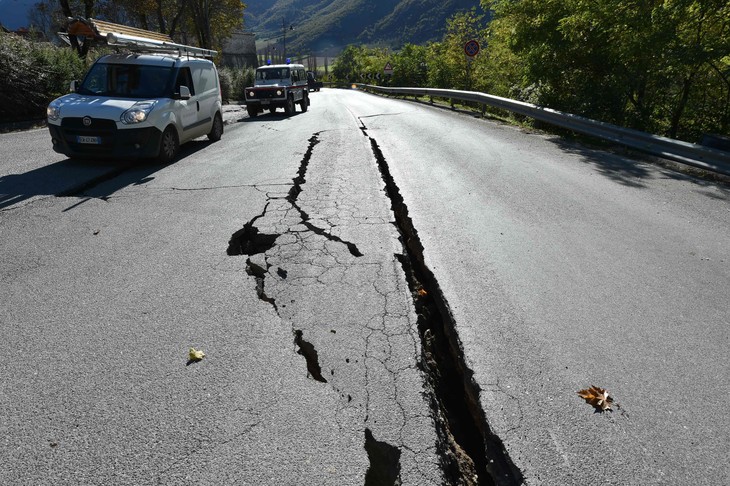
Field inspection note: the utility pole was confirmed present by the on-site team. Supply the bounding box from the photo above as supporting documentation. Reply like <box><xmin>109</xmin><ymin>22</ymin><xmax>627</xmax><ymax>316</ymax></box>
<box><xmin>282</xmin><ymin>19</ymin><xmax>293</xmax><ymax>62</ymax></box>
<box><xmin>282</xmin><ymin>18</ymin><xmax>286</xmax><ymax>61</ymax></box>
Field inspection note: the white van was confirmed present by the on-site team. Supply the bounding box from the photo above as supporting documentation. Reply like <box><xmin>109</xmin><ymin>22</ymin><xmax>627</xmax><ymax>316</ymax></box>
<box><xmin>47</xmin><ymin>39</ymin><xmax>223</xmax><ymax>163</ymax></box>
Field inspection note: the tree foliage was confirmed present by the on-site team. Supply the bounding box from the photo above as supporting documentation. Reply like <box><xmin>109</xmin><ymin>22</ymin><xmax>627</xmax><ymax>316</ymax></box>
<box><xmin>332</xmin><ymin>1</ymin><xmax>729</xmax><ymax>141</ymax></box>
<box><xmin>0</xmin><ymin>32</ymin><xmax>87</xmax><ymax>122</ymax></box>
<box><xmin>32</xmin><ymin>0</ymin><xmax>245</xmax><ymax>53</ymax></box>
<box><xmin>331</xmin><ymin>45</ymin><xmax>365</xmax><ymax>83</ymax></box>
<box><xmin>482</xmin><ymin>0</ymin><xmax>730</xmax><ymax>140</ymax></box>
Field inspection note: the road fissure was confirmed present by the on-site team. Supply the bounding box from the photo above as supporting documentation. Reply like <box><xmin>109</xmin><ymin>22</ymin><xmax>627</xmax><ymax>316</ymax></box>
<box><xmin>362</xmin><ymin>121</ymin><xmax>523</xmax><ymax>486</ymax></box>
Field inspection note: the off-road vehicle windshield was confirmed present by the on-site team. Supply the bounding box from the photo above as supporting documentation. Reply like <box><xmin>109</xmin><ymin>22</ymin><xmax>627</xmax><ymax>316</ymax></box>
<box><xmin>78</xmin><ymin>63</ymin><xmax>174</xmax><ymax>98</ymax></box>
<box><xmin>256</xmin><ymin>68</ymin><xmax>290</xmax><ymax>81</ymax></box>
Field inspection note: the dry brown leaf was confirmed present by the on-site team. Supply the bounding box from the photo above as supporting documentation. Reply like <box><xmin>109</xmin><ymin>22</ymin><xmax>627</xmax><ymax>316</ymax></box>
<box><xmin>417</xmin><ymin>289</ymin><xmax>428</xmax><ymax>297</ymax></box>
<box><xmin>577</xmin><ymin>385</ymin><xmax>613</xmax><ymax>411</ymax></box>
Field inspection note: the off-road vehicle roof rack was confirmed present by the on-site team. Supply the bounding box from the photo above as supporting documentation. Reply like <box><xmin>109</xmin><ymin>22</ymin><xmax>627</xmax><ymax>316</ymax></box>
<box><xmin>60</xmin><ymin>17</ymin><xmax>217</xmax><ymax>59</ymax></box>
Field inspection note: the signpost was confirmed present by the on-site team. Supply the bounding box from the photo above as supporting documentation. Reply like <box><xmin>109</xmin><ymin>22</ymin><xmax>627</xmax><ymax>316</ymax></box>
<box><xmin>464</xmin><ymin>40</ymin><xmax>480</xmax><ymax>92</ymax></box>
<box><xmin>384</xmin><ymin>62</ymin><xmax>394</xmax><ymax>76</ymax></box>
<box><xmin>464</xmin><ymin>39</ymin><xmax>480</xmax><ymax>58</ymax></box>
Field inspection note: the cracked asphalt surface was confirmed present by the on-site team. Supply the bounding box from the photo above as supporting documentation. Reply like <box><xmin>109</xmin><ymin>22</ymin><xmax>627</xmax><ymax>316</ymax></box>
<box><xmin>0</xmin><ymin>98</ymin><xmax>445</xmax><ymax>485</ymax></box>
<box><xmin>2</xmin><ymin>90</ymin><xmax>729</xmax><ymax>485</ymax></box>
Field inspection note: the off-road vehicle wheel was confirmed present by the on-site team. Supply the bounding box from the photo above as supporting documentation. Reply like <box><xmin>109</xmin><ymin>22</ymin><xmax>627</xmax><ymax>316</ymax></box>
<box><xmin>247</xmin><ymin>106</ymin><xmax>259</xmax><ymax>118</ymax></box>
<box><xmin>284</xmin><ymin>95</ymin><xmax>295</xmax><ymax>115</ymax></box>
<box><xmin>299</xmin><ymin>93</ymin><xmax>308</xmax><ymax>112</ymax></box>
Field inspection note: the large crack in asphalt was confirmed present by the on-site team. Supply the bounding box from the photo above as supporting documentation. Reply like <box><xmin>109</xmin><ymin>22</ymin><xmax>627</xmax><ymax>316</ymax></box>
<box><xmin>360</xmin><ymin>120</ymin><xmax>524</xmax><ymax>486</ymax></box>
<box><xmin>227</xmin><ymin>132</ymin><xmax>363</xmax><ymax>392</ymax></box>
<box><xmin>227</xmin><ymin>133</ymin><xmax>364</xmax><ymax>318</ymax></box>
<box><xmin>226</xmin><ymin>127</ymin><xmax>521</xmax><ymax>484</ymax></box>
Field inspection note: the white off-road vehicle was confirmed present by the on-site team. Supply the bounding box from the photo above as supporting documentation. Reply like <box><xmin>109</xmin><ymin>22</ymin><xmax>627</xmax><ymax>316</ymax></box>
<box><xmin>244</xmin><ymin>63</ymin><xmax>309</xmax><ymax>117</ymax></box>
<box><xmin>47</xmin><ymin>25</ymin><xmax>223</xmax><ymax>163</ymax></box>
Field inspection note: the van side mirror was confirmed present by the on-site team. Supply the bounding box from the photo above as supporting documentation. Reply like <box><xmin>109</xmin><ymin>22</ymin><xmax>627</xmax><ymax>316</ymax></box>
<box><xmin>177</xmin><ymin>85</ymin><xmax>191</xmax><ymax>100</ymax></box>
<box><xmin>70</xmin><ymin>80</ymin><xmax>79</xmax><ymax>93</ymax></box>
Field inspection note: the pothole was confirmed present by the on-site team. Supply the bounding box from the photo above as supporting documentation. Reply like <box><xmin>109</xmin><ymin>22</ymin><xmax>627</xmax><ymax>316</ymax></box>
<box><xmin>294</xmin><ymin>330</ymin><xmax>328</xmax><ymax>383</ymax></box>
<box><xmin>364</xmin><ymin>428</ymin><xmax>402</xmax><ymax>486</ymax></box>
<box><xmin>226</xmin><ymin>203</ymin><xmax>279</xmax><ymax>257</ymax></box>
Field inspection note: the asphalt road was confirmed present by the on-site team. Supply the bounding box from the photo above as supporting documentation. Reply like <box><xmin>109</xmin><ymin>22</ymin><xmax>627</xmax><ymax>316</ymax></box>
<box><xmin>1</xmin><ymin>90</ymin><xmax>729</xmax><ymax>485</ymax></box>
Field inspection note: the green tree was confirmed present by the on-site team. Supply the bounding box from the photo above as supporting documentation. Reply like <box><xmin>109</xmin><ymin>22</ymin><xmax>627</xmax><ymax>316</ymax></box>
<box><xmin>36</xmin><ymin>0</ymin><xmax>244</xmax><ymax>56</ymax></box>
<box><xmin>332</xmin><ymin>45</ymin><xmax>363</xmax><ymax>83</ymax></box>
<box><xmin>392</xmin><ymin>43</ymin><xmax>428</xmax><ymax>87</ymax></box>
<box><xmin>439</xmin><ymin>9</ymin><xmax>488</xmax><ymax>91</ymax></box>
<box><xmin>186</xmin><ymin>0</ymin><xmax>244</xmax><ymax>50</ymax></box>
<box><xmin>482</xmin><ymin>0</ymin><xmax>730</xmax><ymax>140</ymax></box>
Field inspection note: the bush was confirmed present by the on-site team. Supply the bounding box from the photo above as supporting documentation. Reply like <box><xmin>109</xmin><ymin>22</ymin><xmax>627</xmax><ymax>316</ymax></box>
<box><xmin>0</xmin><ymin>32</ymin><xmax>87</xmax><ymax>123</ymax></box>
<box><xmin>218</xmin><ymin>66</ymin><xmax>255</xmax><ymax>103</ymax></box>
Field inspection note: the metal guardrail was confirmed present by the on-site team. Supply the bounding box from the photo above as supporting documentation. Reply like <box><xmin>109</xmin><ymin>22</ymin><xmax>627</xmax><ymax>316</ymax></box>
<box><xmin>357</xmin><ymin>85</ymin><xmax>730</xmax><ymax>176</ymax></box>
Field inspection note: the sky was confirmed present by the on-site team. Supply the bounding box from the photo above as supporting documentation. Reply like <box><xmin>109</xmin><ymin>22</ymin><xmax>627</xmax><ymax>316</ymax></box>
<box><xmin>0</xmin><ymin>0</ymin><xmax>36</xmax><ymax>30</ymax></box>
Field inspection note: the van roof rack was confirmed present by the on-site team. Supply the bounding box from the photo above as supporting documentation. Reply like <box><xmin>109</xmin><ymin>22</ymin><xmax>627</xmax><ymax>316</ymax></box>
<box><xmin>59</xmin><ymin>17</ymin><xmax>217</xmax><ymax>59</ymax></box>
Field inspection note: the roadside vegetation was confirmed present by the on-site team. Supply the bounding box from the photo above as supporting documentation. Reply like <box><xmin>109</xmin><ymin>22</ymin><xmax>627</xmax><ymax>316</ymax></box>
<box><xmin>332</xmin><ymin>2</ymin><xmax>730</xmax><ymax>143</ymax></box>
<box><xmin>2</xmin><ymin>0</ymin><xmax>727</xmax><ymax>143</ymax></box>
<box><xmin>0</xmin><ymin>32</ymin><xmax>89</xmax><ymax>123</ymax></box>
<box><xmin>218</xmin><ymin>67</ymin><xmax>255</xmax><ymax>103</ymax></box>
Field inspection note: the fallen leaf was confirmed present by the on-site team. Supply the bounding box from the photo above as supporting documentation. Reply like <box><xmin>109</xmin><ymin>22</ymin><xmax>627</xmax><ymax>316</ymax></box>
<box><xmin>577</xmin><ymin>385</ymin><xmax>613</xmax><ymax>411</ymax></box>
<box><xmin>417</xmin><ymin>288</ymin><xmax>428</xmax><ymax>297</ymax></box>
<box><xmin>188</xmin><ymin>347</ymin><xmax>205</xmax><ymax>362</ymax></box>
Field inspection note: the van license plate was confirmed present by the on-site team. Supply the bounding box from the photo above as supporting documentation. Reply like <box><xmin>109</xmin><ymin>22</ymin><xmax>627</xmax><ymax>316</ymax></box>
<box><xmin>77</xmin><ymin>136</ymin><xmax>100</xmax><ymax>144</ymax></box>
<box><xmin>260</xmin><ymin>100</ymin><xmax>270</xmax><ymax>105</ymax></box>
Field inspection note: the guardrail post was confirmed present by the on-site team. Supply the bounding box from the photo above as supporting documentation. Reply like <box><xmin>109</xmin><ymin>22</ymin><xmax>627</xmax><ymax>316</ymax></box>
<box><xmin>450</xmin><ymin>98</ymin><xmax>455</xmax><ymax>110</ymax></box>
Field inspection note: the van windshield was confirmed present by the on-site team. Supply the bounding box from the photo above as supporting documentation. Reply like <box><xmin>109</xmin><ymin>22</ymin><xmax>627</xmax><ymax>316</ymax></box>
<box><xmin>78</xmin><ymin>63</ymin><xmax>174</xmax><ymax>98</ymax></box>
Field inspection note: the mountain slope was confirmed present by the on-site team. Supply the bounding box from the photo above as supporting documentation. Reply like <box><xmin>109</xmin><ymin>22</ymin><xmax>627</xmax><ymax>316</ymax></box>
<box><xmin>244</xmin><ymin>0</ymin><xmax>480</xmax><ymax>53</ymax></box>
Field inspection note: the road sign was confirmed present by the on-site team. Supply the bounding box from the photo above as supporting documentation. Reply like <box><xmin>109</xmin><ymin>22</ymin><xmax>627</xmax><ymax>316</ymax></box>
<box><xmin>384</xmin><ymin>62</ymin><xmax>394</xmax><ymax>75</ymax></box>
<box><xmin>464</xmin><ymin>39</ymin><xmax>480</xmax><ymax>57</ymax></box>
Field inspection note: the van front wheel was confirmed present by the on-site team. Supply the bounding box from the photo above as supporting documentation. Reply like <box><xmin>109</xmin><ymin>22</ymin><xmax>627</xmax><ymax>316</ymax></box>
<box><xmin>157</xmin><ymin>126</ymin><xmax>179</xmax><ymax>164</ymax></box>
<box><xmin>208</xmin><ymin>112</ymin><xmax>223</xmax><ymax>142</ymax></box>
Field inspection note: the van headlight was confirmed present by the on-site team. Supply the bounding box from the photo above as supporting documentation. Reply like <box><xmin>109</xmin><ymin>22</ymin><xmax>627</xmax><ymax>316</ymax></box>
<box><xmin>121</xmin><ymin>101</ymin><xmax>156</xmax><ymax>124</ymax></box>
<box><xmin>47</xmin><ymin>102</ymin><xmax>61</xmax><ymax>121</ymax></box>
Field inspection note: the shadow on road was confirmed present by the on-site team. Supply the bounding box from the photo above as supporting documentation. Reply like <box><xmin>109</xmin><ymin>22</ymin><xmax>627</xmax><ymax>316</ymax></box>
<box><xmin>399</xmin><ymin>97</ymin><xmax>730</xmax><ymax>198</ymax></box>
<box><xmin>0</xmin><ymin>141</ymin><xmax>210</xmax><ymax>210</ymax></box>
<box><xmin>550</xmin><ymin>138</ymin><xmax>655</xmax><ymax>188</ymax></box>
<box><xmin>242</xmin><ymin>111</ymin><xmax>304</xmax><ymax>122</ymax></box>
<box><xmin>551</xmin><ymin>137</ymin><xmax>730</xmax><ymax>199</ymax></box>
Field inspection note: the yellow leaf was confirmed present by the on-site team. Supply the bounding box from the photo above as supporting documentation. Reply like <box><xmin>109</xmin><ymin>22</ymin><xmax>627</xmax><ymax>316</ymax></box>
<box><xmin>188</xmin><ymin>347</ymin><xmax>205</xmax><ymax>362</ymax></box>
